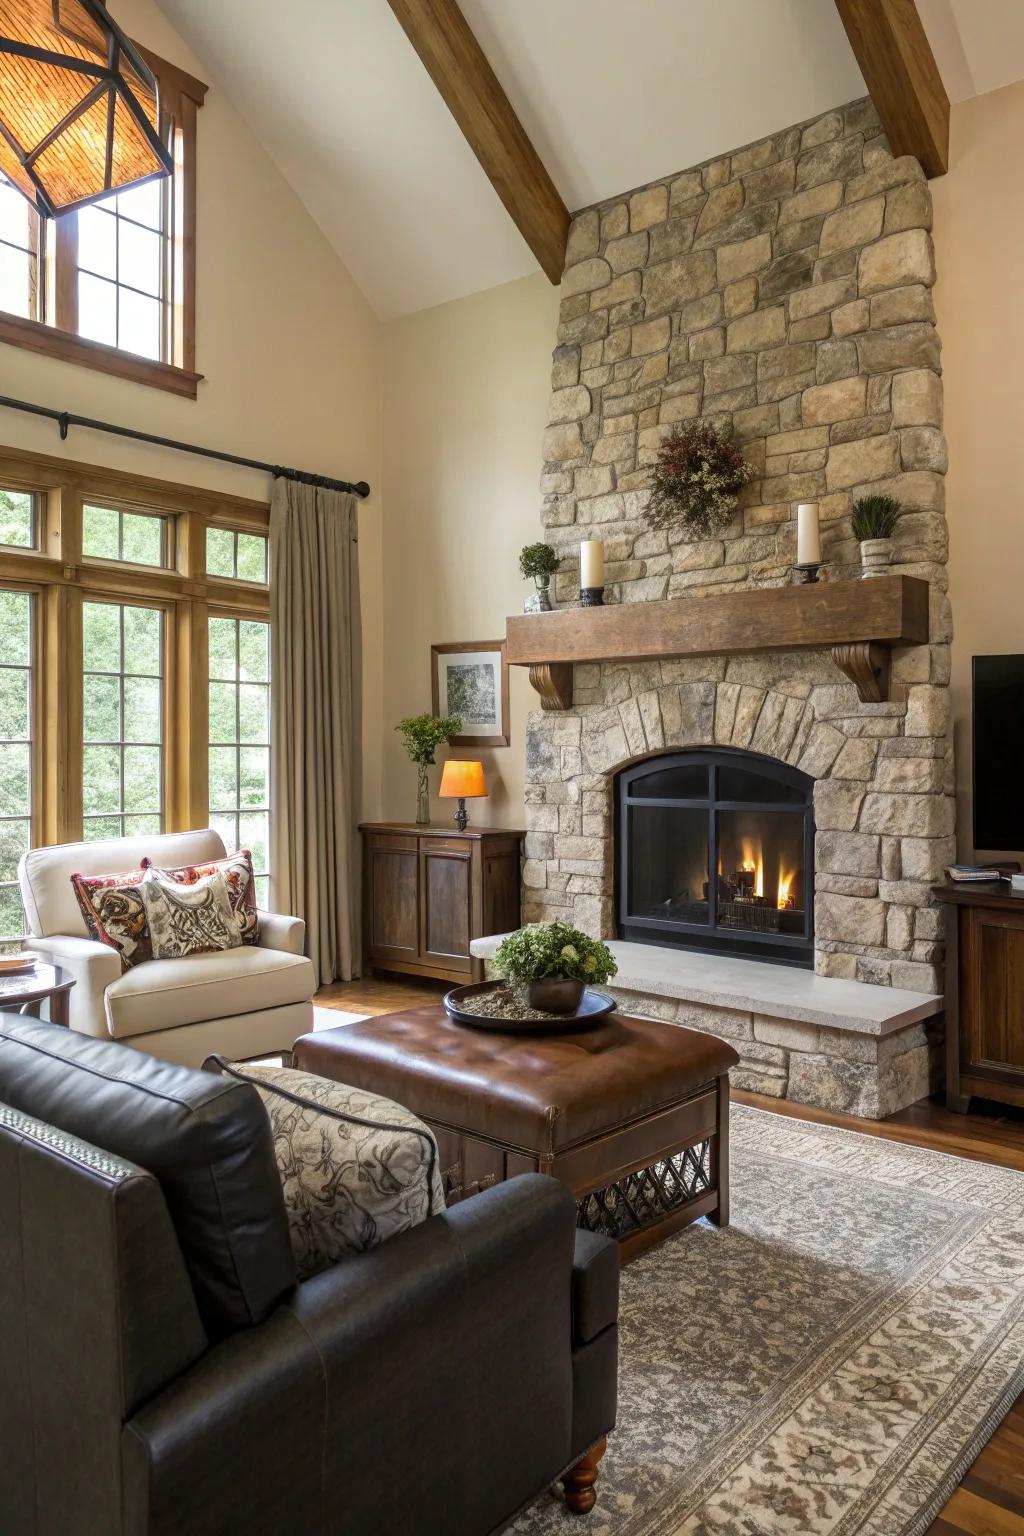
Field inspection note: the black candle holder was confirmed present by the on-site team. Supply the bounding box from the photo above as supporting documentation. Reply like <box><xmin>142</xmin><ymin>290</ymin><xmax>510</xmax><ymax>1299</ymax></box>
<box><xmin>793</xmin><ymin>562</ymin><xmax>822</xmax><ymax>584</ymax></box>
<box><xmin>580</xmin><ymin>587</ymin><xmax>605</xmax><ymax>607</ymax></box>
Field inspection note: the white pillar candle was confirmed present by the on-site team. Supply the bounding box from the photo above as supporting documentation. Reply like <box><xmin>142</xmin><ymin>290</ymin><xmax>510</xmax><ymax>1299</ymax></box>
<box><xmin>580</xmin><ymin>539</ymin><xmax>605</xmax><ymax>589</ymax></box>
<box><xmin>796</xmin><ymin>503</ymin><xmax>821</xmax><ymax>566</ymax></box>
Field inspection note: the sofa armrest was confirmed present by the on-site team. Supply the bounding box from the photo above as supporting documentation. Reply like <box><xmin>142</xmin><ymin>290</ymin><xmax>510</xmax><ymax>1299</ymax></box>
<box><xmin>26</xmin><ymin>934</ymin><xmax>120</xmax><ymax>1036</ymax></box>
<box><xmin>257</xmin><ymin>910</ymin><xmax>305</xmax><ymax>956</ymax></box>
<box><xmin>572</xmin><ymin>1228</ymin><xmax>620</xmax><ymax>1345</ymax></box>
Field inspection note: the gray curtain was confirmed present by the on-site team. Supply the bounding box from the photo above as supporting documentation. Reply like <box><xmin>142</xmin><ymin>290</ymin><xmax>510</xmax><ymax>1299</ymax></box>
<box><xmin>270</xmin><ymin>479</ymin><xmax>362</xmax><ymax>985</ymax></box>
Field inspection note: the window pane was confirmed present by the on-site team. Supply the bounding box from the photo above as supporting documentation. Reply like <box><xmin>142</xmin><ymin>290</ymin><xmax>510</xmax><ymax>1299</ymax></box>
<box><xmin>84</xmin><ymin>815</ymin><xmax>123</xmax><ymax>841</ymax></box>
<box><xmin>120</xmin><ymin>511</ymin><xmax>163</xmax><ymax>566</ymax></box>
<box><xmin>0</xmin><ymin>241</ymin><xmax>31</xmax><ymax>319</ymax></box>
<box><xmin>123</xmin><ymin>746</ymin><xmax>160</xmax><ymax>811</ymax></box>
<box><xmin>118</xmin><ymin>287</ymin><xmax>161</xmax><ymax>360</ymax></box>
<box><xmin>82</xmin><ymin>503</ymin><xmax>120</xmax><ymax>560</ymax></box>
<box><xmin>209</xmin><ymin>746</ymin><xmax>237</xmax><ymax>810</ymax></box>
<box><xmin>123</xmin><ymin>677</ymin><xmax>161</xmax><ymax>742</ymax></box>
<box><xmin>210</xmin><ymin>811</ymin><xmax>239</xmax><ymax>855</ymax></box>
<box><xmin>118</xmin><ymin>218</ymin><xmax>161</xmax><ymax>297</ymax></box>
<box><xmin>209</xmin><ymin>616</ymin><xmax>271</xmax><ymax>895</ymax></box>
<box><xmin>238</xmin><ymin>684</ymin><xmax>268</xmax><ymax>745</ymax></box>
<box><xmin>0</xmin><ymin>588</ymin><xmax>31</xmax><ymax>662</ymax></box>
<box><xmin>79</xmin><ymin>272</ymin><xmax>117</xmax><ymax>346</ymax></box>
<box><xmin>206</xmin><ymin>527</ymin><xmax>234</xmax><ymax>578</ymax></box>
<box><xmin>83</xmin><ymin>601</ymin><xmax>163</xmax><ymax>835</ymax></box>
<box><xmin>82</xmin><ymin>602</ymin><xmax>121</xmax><ymax>672</ymax></box>
<box><xmin>0</xmin><ymin>489</ymin><xmax>34</xmax><ymax>550</ymax></box>
<box><xmin>236</xmin><ymin>534</ymin><xmax>268</xmax><ymax>584</ymax></box>
<box><xmin>83</xmin><ymin>673</ymin><xmax>120</xmax><ymax>741</ymax></box>
<box><xmin>209</xmin><ymin>682</ymin><xmax>237</xmax><ymax>743</ymax></box>
<box><xmin>124</xmin><ymin>605</ymin><xmax>161</xmax><ymax>674</ymax></box>
<box><xmin>238</xmin><ymin>813</ymin><xmax>269</xmax><ymax>880</ymax></box>
<box><xmin>238</xmin><ymin>621</ymin><xmax>269</xmax><ymax>683</ymax></box>
<box><xmin>0</xmin><ymin>817</ymin><xmax>28</xmax><ymax>881</ymax></box>
<box><xmin>117</xmin><ymin>179</ymin><xmax>161</xmax><ymax>230</ymax></box>
<box><xmin>78</xmin><ymin>206</ymin><xmax>116</xmax><ymax>278</ymax></box>
<box><xmin>82</xmin><ymin>744</ymin><xmax>121</xmax><ymax>814</ymax></box>
<box><xmin>0</xmin><ymin>177</ymin><xmax>31</xmax><ymax>246</ymax></box>
<box><xmin>208</xmin><ymin>618</ymin><xmax>237</xmax><ymax>680</ymax></box>
<box><xmin>239</xmin><ymin>746</ymin><xmax>269</xmax><ymax>808</ymax></box>
<box><xmin>0</xmin><ymin>590</ymin><xmax>32</xmax><ymax>947</ymax></box>
<box><xmin>0</xmin><ymin>743</ymin><xmax>29</xmax><ymax>817</ymax></box>
<box><xmin>0</xmin><ymin>884</ymin><xmax>25</xmax><ymax>951</ymax></box>
<box><xmin>0</xmin><ymin>665</ymin><xmax>30</xmax><ymax>741</ymax></box>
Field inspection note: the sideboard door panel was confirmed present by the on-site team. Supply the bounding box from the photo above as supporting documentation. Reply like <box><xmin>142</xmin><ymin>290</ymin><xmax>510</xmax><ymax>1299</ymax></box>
<box><xmin>420</xmin><ymin>845</ymin><xmax>472</xmax><ymax>973</ymax></box>
<box><xmin>366</xmin><ymin>837</ymin><xmax>420</xmax><ymax>965</ymax></box>
<box><xmin>968</xmin><ymin>910</ymin><xmax>1024</xmax><ymax>1075</ymax></box>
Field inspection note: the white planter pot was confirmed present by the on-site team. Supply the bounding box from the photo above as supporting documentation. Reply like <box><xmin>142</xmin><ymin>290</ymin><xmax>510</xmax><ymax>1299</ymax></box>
<box><xmin>859</xmin><ymin>537</ymin><xmax>894</xmax><ymax>578</ymax></box>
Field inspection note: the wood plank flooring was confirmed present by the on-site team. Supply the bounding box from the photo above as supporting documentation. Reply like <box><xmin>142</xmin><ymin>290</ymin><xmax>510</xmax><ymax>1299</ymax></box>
<box><xmin>315</xmin><ymin>975</ymin><xmax>1024</xmax><ymax>1534</ymax></box>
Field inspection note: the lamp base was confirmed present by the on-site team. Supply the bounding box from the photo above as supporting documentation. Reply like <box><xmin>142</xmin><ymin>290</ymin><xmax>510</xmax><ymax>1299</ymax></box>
<box><xmin>453</xmin><ymin>799</ymin><xmax>469</xmax><ymax>832</ymax></box>
<box><xmin>580</xmin><ymin>587</ymin><xmax>605</xmax><ymax>607</ymax></box>
<box><xmin>793</xmin><ymin>562</ymin><xmax>823</xmax><ymax>584</ymax></box>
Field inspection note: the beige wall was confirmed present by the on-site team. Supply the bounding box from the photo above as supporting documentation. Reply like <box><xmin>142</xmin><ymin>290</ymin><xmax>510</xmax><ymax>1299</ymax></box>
<box><xmin>932</xmin><ymin>81</ymin><xmax>1024</xmax><ymax>859</ymax></box>
<box><xmin>380</xmin><ymin>273</ymin><xmax>560</xmax><ymax>828</ymax></box>
<box><xmin>0</xmin><ymin>0</ymin><xmax>385</xmax><ymax>817</ymax></box>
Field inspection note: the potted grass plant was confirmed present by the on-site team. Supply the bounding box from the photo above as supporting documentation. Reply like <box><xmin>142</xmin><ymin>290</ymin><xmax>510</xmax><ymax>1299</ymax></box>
<box><xmin>396</xmin><ymin>712</ymin><xmax>462</xmax><ymax>824</ymax></box>
<box><xmin>519</xmin><ymin>542</ymin><xmax>561</xmax><ymax>612</ymax></box>
<box><xmin>494</xmin><ymin>921</ymin><xmax>618</xmax><ymax>1014</ymax></box>
<box><xmin>851</xmin><ymin>494</ymin><xmax>901</xmax><ymax>578</ymax></box>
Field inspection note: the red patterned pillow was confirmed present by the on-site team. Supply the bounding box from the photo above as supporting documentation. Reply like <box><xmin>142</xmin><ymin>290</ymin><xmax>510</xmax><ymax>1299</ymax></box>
<box><xmin>142</xmin><ymin>849</ymin><xmax>259</xmax><ymax>945</ymax></box>
<box><xmin>71</xmin><ymin>869</ymin><xmax>152</xmax><ymax>968</ymax></box>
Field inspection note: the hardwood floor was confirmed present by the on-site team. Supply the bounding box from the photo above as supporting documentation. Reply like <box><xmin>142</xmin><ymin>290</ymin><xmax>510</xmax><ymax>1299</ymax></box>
<box><xmin>315</xmin><ymin>974</ymin><xmax>1024</xmax><ymax>1533</ymax></box>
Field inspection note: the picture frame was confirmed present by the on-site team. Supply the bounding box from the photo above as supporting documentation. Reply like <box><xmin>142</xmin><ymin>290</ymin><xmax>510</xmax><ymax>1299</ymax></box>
<box><xmin>431</xmin><ymin>640</ymin><xmax>509</xmax><ymax>748</ymax></box>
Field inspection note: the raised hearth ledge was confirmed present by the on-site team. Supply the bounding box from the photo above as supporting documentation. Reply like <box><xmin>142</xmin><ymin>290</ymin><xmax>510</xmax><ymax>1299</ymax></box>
<box><xmin>469</xmin><ymin>937</ymin><xmax>941</xmax><ymax>1037</ymax></box>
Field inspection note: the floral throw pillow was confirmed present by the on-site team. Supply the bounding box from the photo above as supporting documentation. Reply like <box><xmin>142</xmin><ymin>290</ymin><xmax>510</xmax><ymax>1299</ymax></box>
<box><xmin>139</xmin><ymin>868</ymin><xmax>243</xmax><ymax>960</ymax></box>
<box><xmin>71</xmin><ymin>868</ymin><xmax>151</xmax><ymax>968</ymax></box>
<box><xmin>205</xmin><ymin>1059</ymin><xmax>446</xmax><ymax>1280</ymax></box>
<box><xmin>142</xmin><ymin>849</ymin><xmax>259</xmax><ymax>945</ymax></box>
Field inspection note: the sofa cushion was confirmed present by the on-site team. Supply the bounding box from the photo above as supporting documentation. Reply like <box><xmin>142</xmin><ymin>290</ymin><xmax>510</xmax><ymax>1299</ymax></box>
<box><xmin>140</xmin><ymin>868</ymin><xmax>242</xmax><ymax>959</ymax></box>
<box><xmin>143</xmin><ymin>848</ymin><xmax>259</xmax><ymax>946</ymax></box>
<box><xmin>208</xmin><ymin>1059</ymin><xmax>446</xmax><ymax>1280</ymax></box>
<box><xmin>104</xmin><ymin>945</ymin><xmax>316</xmax><ymax>1040</ymax></box>
<box><xmin>0</xmin><ymin>1016</ymin><xmax>295</xmax><ymax>1335</ymax></box>
<box><xmin>71</xmin><ymin>867</ymin><xmax>151</xmax><ymax>967</ymax></box>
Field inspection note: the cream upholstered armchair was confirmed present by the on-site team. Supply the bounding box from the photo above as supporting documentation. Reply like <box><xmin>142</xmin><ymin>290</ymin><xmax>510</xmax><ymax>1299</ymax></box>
<box><xmin>17</xmin><ymin>829</ymin><xmax>315</xmax><ymax>1068</ymax></box>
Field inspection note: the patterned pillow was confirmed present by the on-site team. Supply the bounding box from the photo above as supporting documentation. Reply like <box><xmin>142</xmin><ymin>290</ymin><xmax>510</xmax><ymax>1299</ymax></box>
<box><xmin>70</xmin><ymin>868</ymin><xmax>151</xmax><ymax>968</ymax></box>
<box><xmin>143</xmin><ymin>849</ymin><xmax>259</xmax><ymax>945</ymax></box>
<box><xmin>205</xmin><ymin>1059</ymin><xmax>446</xmax><ymax>1280</ymax></box>
<box><xmin>139</xmin><ymin>868</ymin><xmax>243</xmax><ymax>960</ymax></box>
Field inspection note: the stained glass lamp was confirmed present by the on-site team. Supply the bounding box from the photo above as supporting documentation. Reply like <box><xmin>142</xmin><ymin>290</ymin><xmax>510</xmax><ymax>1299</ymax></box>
<box><xmin>439</xmin><ymin>760</ymin><xmax>487</xmax><ymax>832</ymax></box>
<box><xmin>0</xmin><ymin>0</ymin><xmax>171</xmax><ymax>217</ymax></box>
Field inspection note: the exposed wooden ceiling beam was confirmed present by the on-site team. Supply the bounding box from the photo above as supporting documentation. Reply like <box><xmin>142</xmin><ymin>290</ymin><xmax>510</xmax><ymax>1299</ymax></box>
<box><xmin>386</xmin><ymin>0</ymin><xmax>570</xmax><ymax>283</ymax></box>
<box><xmin>834</xmin><ymin>0</ymin><xmax>949</xmax><ymax>176</ymax></box>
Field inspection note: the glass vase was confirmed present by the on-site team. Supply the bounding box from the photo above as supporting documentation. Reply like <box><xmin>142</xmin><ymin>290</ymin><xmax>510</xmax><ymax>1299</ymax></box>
<box><xmin>416</xmin><ymin>763</ymin><xmax>430</xmax><ymax>825</ymax></box>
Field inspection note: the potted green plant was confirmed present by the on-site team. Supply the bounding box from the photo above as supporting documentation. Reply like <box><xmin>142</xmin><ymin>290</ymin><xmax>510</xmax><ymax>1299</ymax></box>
<box><xmin>851</xmin><ymin>494</ymin><xmax>901</xmax><ymax>578</ymax></box>
<box><xmin>395</xmin><ymin>712</ymin><xmax>462</xmax><ymax>825</ymax></box>
<box><xmin>519</xmin><ymin>542</ymin><xmax>561</xmax><ymax>612</ymax></box>
<box><xmin>642</xmin><ymin>420</ymin><xmax>757</xmax><ymax>538</ymax></box>
<box><xmin>494</xmin><ymin>921</ymin><xmax>618</xmax><ymax>1014</ymax></box>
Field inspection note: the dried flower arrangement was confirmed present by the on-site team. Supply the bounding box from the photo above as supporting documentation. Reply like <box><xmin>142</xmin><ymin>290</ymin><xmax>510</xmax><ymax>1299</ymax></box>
<box><xmin>643</xmin><ymin>420</ymin><xmax>757</xmax><ymax>538</ymax></box>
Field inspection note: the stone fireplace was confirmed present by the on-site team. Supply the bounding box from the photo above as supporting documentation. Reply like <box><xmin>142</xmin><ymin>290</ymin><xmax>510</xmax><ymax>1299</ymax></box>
<box><xmin>475</xmin><ymin>96</ymin><xmax>954</xmax><ymax>1118</ymax></box>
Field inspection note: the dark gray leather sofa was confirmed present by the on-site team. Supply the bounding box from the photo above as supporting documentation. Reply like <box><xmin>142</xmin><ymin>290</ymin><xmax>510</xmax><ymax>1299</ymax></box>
<box><xmin>0</xmin><ymin>1016</ymin><xmax>618</xmax><ymax>1536</ymax></box>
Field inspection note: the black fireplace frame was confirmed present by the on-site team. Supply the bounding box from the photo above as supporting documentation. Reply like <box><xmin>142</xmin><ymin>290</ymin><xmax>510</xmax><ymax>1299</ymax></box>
<box><xmin>615</xmin><ymin>746</ymin><xmax>816</xmax><ymax>967</ymax></box>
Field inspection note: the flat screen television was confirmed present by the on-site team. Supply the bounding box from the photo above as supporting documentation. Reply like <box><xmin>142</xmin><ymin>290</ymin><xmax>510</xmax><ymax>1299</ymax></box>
<box><xmin>973</xmin><ymin>654</ymin><xmax>1024</xmax><ymax>851</ymax></box>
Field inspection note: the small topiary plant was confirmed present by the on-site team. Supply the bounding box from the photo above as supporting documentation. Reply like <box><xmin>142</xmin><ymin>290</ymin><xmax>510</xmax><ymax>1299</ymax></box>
<box><xmin>643</xmin><ymin>419</ymin><xmax>757</xmax><ymax>538</ymax></box>
<box><xmin>519</xmin><ymin>542</ymin><xmax>561</xmax><ymax>581</ymax></box>
<box><xmin>396</xmin><ymin>712</ymin><xmax>463</xmax><ymax>824</ymax></box>
<box><xmin>495</xmin><ymin>921</ymin><xmax>618</xmax><ymax>988</ymax></box>
<box><xmin>851</xmin><ymin>494</ymin><xmax>901</xmax><ymax>541</ymax></box>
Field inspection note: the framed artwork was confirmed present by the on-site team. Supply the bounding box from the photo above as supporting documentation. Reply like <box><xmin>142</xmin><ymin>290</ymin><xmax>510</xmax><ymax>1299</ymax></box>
<box><xmin>431</xmin><ymin>640</ymin><xmax>509</xmax><ymax>748</ymax></box>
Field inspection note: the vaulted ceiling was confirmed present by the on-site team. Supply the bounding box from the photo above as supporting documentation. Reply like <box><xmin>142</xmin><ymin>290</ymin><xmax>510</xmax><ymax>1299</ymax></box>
<box><xmin>154</xmin><ymin>0</ymin><xmax>1024</xmax><ymax>321</ymax></box>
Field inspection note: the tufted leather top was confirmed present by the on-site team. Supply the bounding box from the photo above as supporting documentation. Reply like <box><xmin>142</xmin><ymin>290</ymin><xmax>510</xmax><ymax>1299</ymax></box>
<box><xmin>293</xmin><ymin>1006</ymin><xmax>738</xmax><ymax>1154</ymax></box>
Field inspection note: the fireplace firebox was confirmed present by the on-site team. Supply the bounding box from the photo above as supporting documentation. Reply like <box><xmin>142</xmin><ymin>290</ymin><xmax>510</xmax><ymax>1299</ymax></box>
<box><xmin>616</xmin><ymin>748</ymin><xmax>815</xmax><ymax>966</ymax></box>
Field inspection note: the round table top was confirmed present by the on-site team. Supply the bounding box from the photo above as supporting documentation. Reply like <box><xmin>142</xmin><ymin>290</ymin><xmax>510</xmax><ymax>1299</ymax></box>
<box><xmin>0</xmin><ymin>957</ymin><xmax>75</xmax><ymax>1007</ymax></box>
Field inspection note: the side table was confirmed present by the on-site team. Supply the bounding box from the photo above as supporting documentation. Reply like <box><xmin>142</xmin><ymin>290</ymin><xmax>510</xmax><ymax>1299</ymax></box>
<box><xmin>0</xmin><ymin>960</ymin><xmax>75</xmax><ymax>1027</ymax></box>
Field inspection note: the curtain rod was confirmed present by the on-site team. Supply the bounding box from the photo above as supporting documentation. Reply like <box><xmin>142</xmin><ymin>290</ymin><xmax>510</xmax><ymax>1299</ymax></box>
<box><xmin>0</xmin><ymin>394</ymin><xmax>371</xmax><ymax>499</ymax></box>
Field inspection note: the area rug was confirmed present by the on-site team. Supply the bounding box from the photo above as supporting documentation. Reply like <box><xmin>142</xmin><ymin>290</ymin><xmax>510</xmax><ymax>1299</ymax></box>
<box><xmin>513</xmin><ymin>1104</ymin><xmax>1024</xmax><ymax>1535</ymax></box>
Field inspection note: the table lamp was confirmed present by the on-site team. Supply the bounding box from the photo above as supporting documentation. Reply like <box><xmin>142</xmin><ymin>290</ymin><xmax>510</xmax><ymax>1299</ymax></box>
<box><xmin>439</xmin><ymin>760</ymin><xmax>487</xmax><ymax>831</ymax></box>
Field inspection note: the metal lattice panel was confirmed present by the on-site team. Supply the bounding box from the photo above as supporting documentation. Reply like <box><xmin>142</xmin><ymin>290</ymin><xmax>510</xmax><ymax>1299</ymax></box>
<box><xmin>576</xmin><ymin>1139</ymin><xmax>713</xmax><ymax>1241</ymax></box>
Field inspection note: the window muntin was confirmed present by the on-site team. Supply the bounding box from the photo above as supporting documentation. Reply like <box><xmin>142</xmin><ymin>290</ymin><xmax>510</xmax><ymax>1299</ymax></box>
<box><xmin>0</xmin><ymin>174</ymin><xmax>40</xmax><ymax>322</ymax></box>
<box><xmin>0</xmin><ymin>590</ymin><xmax>32</xmax><ymax>953</ymax></box>
<box><xmin>0</xmin><ymin>488</ymin><xmax>35</xmax><ymax>550</ymax></box>
<box><xmin>206</xmin><ymin>528</ymin><xmax>268</xmax><ymax>584</ymax></box>
<box><xmin>77</xmin><ymin>181</ymin><xmax>168</xmax><ymax>361</ymax></box>
<box><xmin>208</xmin><ymin>615</ymin><xmax>270</xmax><ymax>907</ymax></box>
<box><xmin>82</xmin><ymin>602</ymin><xmax>164</xmax><ymax>840</ymax></box>
<box><xmin>82</xmin><ymin>503</ymin><xmax>167</xmax><ymax>567</ymax></box>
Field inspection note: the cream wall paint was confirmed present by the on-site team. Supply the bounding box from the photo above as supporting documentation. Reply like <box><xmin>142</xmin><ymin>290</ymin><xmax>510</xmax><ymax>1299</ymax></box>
<box><xmin>932</xmin><ymin>80</ymin><xmax>1024</xmax><ymax>859</ymax></box>
<box><xmin>0</xmin><ymin>0</ymin><xmax>385</xmax><ymax>818</ymax></box>
<box><xmin>380</xmin><ymin>273</ymin><xmax>560</xmax><ymax>830</ymax></box>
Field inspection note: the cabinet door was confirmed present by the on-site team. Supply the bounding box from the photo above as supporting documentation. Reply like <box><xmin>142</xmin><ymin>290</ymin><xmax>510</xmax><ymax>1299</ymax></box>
<box><xmin>964</xmin><ymin>908</ymin><xmax>1024</xmax><ymax>1079</ymax></box>
<box><xmin>420</xmin><ymin>841</ymin><xmax>472</xmax><ymax>972</ymax></box>
<box><xmin>366</xmin><ymin>836</ymin><xmax>420</xmax><ymax>965</ymax></box>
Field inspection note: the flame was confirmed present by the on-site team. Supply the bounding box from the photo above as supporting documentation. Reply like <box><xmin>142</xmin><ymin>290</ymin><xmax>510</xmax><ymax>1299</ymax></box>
<box><xmin>777</xmin><ymin>865</ymin><xmax>796</xmax><ymax>910</ymax></box>
<box><xmin>740</xmin><ymin>837</ymin><xmax>764</xmax><ymax>898</ymax></box>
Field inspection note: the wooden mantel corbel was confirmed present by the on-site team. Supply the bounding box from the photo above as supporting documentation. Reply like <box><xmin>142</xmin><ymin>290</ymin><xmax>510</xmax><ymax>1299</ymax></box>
<box><xmin>506</xmin><ymin>575</ymin><xmax>929</xmax><ymax>711</ymax></box>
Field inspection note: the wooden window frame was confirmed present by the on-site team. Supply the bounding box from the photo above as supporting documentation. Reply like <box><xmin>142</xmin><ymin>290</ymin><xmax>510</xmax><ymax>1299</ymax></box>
<box><xmin>0</xmin><ymin>49</ymin><xmax>207</xmax><ymax>399</ymax></box>
<box><xmin>0</xmin><ymin>443</ymin><xmax>269</xmax><ymax>849</ymax></box>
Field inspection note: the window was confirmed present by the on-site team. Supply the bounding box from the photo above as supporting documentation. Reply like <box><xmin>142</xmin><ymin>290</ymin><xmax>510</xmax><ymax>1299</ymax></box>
<box><xmin>209</xmin><ymin>616</ymin><xmax>271</xmax><ymax>906</ymax></box>
<box><xmin>0</xmin><ymin>54</ymin><xmax>206</xmax><ymax>395</ymax></box>
<box><xmin>0</xmin><ymin>591</ymin><xmax>32</xmax><ymax>954</ymax></box>
<box><xmin>82</xmin><ymin>503</ymin><xmax>167</xmax><ymax>566</ymax></box>
<box><xmin>206</xmin><ymin>528</ymin><xmax>269</xmax><ymax>584</ymax></box>
<box><xmin>82</xmin><ymin>602</ymin><xmax>164</xmax><ymax>840</ymax></box>
<box><xmin>0</xmin><ymin>175</ymin><xmax>40</xmax><ymax>322</ymax></box>
<box><xmin>0</xmin><ymin>488</ymin><xmax>35</xmax><ymax>550</ymax></box>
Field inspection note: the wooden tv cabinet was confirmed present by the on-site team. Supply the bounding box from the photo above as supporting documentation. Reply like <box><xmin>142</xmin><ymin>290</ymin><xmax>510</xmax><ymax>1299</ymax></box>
<box><xmin>934</xmin><ymin>881</ymin><xmax>1024</xmax><ymax>1113</ymax></box>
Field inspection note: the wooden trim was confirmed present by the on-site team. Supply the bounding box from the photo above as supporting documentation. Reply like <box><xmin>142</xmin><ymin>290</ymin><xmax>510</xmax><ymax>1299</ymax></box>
<box><xmin>0</xmin><ymin>443</ymin><xmax>268</xmax><ymax>522</ymax></box>
<box><xmin>52</xmin><ymin>214</ymin><xmax>78</xmax><ymax>333</ymax></box>
<box><xmin>0</xmin><ymin>311</ymin><xmax>203</xmax><ymax>397</ymax></box>
<box><xmin>431</xmin><ymin>638</ymin><xmax>510</xmax><ymax>748</ymax></box>
<box><xmin>385</xmin><ymin>0</ymin><xmax>570</xmax><ymax>283</ymax></box>
<box><xmin>136</xmin><ymin>44</ymin><xmax>209</xmax><ymax>112</ymax></box>
<box><xmin>834</xmin><ymin>0</ymin><xmax>949</xmax><ymax>177</ymax></box>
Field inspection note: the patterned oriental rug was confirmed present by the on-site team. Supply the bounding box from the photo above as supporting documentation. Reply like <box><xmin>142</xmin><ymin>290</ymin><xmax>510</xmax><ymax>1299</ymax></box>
<box><xmin>514</xmin><ymin>1105</ymin><xmax>1024</xmax><ymax>1536</ymax></box>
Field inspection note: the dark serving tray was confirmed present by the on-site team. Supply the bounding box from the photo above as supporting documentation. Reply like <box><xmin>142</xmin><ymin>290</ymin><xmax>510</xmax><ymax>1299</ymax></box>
<box><xmin>443</xmin><ymin>980</ymin><xmax>616</xmax><ymax>1033</ymax></box>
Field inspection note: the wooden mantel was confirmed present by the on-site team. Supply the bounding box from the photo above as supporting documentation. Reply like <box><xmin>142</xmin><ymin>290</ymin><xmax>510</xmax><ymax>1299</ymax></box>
<box><xmin>506</xmin><ymin>574</ymin><xmax>929</xmax><ymax>710</ymax></box>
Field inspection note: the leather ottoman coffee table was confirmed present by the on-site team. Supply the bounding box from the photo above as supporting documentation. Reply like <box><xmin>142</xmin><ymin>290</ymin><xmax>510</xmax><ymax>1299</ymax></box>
<box><xmin>293</xmin><ymin>1005</ymin><xmax>739</xmax><ymax>1260</ymax></box>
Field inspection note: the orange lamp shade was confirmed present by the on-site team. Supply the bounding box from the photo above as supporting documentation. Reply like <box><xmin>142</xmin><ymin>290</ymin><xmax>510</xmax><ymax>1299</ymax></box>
<box><xmin>439</xmin><ymin>760</ymin><xmax>487</xmax><ymax>799</ymax></box>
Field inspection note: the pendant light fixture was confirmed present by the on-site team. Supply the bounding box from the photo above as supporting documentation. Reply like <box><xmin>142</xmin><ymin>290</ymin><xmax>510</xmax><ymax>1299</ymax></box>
<box><xmin>0</xmin><ymin>0</ymin><xmax>171</xmax><ymax>217</ymax></box>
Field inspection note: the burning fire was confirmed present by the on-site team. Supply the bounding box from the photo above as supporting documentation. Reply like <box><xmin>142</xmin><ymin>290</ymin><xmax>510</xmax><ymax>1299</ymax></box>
<box><xmin>740</xmin><ymin>838</ymin><xmax>764</xmax><ymax>899</ymax></box>
<box><xmin>777</xmin><ymin>866</ymin><xmax>796</xmax><ymax>910</ymax></box>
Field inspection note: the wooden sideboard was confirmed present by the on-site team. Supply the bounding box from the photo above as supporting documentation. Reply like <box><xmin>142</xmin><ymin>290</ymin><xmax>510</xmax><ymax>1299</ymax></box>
<box><xmin>360</xmin><ymin>823</ymin><xmax>524</xmax><ymax>985</ymax></box>
<box><xmin>934</xmin><ymin>881</ymin><xmax>1024</xmax><ymax>1113</ymax></box>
